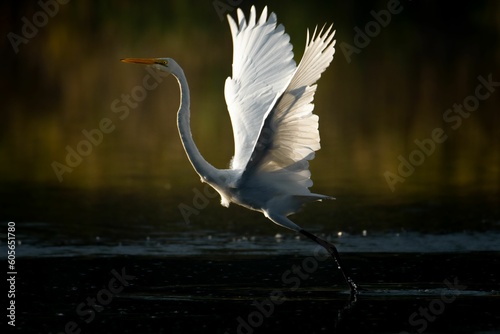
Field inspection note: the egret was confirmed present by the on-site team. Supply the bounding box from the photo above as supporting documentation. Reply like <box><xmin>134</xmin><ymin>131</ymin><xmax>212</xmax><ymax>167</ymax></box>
<box><xmin>122</xmin><ymin>6</ymin><xmax>357</xmax><ymax>294</ymax></box>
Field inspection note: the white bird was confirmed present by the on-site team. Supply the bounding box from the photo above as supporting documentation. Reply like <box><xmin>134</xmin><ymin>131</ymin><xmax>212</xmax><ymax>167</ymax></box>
<box><xmin>122</xmin><ymin>6</ymin><xmax>357</xmax><ymax>294</ymax></box>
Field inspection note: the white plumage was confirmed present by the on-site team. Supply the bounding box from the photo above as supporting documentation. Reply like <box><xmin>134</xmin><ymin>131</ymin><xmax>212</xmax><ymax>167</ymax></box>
<box><xmin>121</xmin><ymin>6</ymin><xmax>357</xmax><ymax>293</ymax></box>
<box><xmin>223</xmin><ymin>6</ymin><xmax>336</xmax><ymax>230</ymax></box>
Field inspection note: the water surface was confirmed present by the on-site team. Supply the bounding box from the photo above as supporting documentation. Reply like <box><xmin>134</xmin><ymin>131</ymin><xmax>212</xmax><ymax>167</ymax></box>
<box><xmin>2</xmin><ymin>186</ymin><xmax>499</xmax><ymax>333</ymax></box>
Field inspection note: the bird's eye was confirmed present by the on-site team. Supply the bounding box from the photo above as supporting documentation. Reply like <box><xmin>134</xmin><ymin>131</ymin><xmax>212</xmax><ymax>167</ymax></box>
<box><xmin>155</xmin><ymin>59</ymin><xmax>168</xmax><ymax>66</ymax></box>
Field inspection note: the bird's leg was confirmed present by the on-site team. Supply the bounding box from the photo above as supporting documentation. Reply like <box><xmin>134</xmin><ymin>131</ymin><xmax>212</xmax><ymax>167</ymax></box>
<box><xmin>299</xmin><ymin>229</ymin><xmax>358</xmax><ymax>296</ymax></box>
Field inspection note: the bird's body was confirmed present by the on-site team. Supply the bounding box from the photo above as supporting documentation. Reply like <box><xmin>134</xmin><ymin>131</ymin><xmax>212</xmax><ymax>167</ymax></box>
<box><xmin>122</xmin><ymin>6</ymin><xmax>357</xmax><ymax>294</ymax></box>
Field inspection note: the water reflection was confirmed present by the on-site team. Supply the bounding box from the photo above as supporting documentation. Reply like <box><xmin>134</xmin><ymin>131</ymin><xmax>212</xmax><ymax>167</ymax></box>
<box><xmin>15</xmin><ymin>252</ymin><xmax>500</xmax><ymax>333</ymax></box>
<box><xmin>14</xmin><ymin>225</ymin><xmax>500</xmax><ymax>258</ymax></box>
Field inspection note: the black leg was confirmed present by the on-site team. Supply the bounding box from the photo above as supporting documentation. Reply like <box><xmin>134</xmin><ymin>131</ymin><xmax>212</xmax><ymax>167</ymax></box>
<box><xmin>300</xmin><ymin>229</ymin><xmax>358</xmax><ymax>296</ymax></box>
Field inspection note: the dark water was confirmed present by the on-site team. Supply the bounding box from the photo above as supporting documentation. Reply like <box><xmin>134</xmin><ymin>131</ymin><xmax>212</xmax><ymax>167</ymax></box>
<box><xmin>2</xmin><ymin>186</ymin><xmax>500</xmax><ymax>333</ymax></box>
<box><xmin>13</xmin><ymin>253</ymin><xmax>500</xmax><ymax>333</ymax></box>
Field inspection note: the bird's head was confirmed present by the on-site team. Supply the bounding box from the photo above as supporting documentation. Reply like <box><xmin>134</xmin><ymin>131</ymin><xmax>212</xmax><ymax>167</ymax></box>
<box><xmin>120</xmin><ymin>57</ymin><xmax>174</xmax><ymax>73</ymax></box>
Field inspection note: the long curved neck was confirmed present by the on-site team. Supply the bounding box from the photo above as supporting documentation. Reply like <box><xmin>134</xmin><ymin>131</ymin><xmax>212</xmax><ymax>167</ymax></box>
<box><xmin>172</xmin><ymin>64</ymin><xmax>219</xmax><ymax>182</ymax></box>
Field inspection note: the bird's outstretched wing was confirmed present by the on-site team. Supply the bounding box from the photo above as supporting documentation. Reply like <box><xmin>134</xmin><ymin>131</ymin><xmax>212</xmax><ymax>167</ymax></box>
<box><xmin>241</xmin><ymin>25</ymin><xmax>336</xmax><ymax>203</ymax></box>
<box><xmin>225</xmin><ymin>6</ymin><xmax>296</xmax><ymax>171</ymax></box>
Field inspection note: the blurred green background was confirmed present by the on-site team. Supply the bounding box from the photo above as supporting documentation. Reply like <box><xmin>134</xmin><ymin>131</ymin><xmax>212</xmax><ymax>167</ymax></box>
<box><xmin>1</xmin><ymin>0</ymin><xmax>498</xmax><ymax>209</ymax></box>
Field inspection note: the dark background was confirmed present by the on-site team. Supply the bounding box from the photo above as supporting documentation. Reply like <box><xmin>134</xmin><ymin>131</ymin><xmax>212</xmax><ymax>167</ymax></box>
<box><xmin>1</xmin><ymin>0</ymin><xmax>498</xmax><ymax>195</ymax></box>
<box><xmin>1</xmin><ymin>1</ymin><xmax>500</xmax><ymax>333</ymax></box>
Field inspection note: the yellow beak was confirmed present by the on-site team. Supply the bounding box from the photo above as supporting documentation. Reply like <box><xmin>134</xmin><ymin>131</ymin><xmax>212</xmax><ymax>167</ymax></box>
<box><xmin>120</xmin><ymin>58</ymin><xmax>165</xmax><ymax>65</ymax></box>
